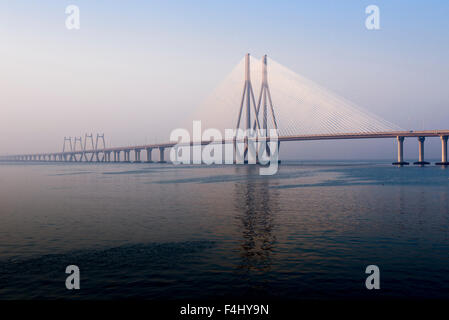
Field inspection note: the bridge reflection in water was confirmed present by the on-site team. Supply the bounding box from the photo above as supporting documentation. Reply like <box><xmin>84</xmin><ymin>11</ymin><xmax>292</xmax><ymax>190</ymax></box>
<box><xmin>233</xmin><ymin>166</ymin><xmax>279</xmax><ymax>274</ymax></box>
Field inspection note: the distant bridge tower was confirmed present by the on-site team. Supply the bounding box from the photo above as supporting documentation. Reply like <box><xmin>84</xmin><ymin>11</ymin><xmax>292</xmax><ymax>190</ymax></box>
<box><xmin>255</xmin><ymin>55</ymin><xmax>278</xmax><ymax>134</ymax></box>
<box><xmin>83</xmin><ymin>133</ymin><xmax>95</xmax><ymax>161</ymax></box>
<box><xmin>235</xmin><ymin>54</ymin><xmax>278</xmax><ymax>162</ymax></box>
<box><xmin>62</xmin><ymin>137</ymin><xmax>72</xmax><ymax>153</ymax></box>
<box><xmin>236</xmin><ymin>53</ymin><xmax>261</xmax><ymax>132</ymax></box>
<box><xmin>235</xmin><ymin>53</ymin><xmax>261</xmax><ymax>162</ymax></box>
<box><xmin>95</xmin><ymin>133</ymin><xmax>106</xmax><ymax>161</ymax></box>
<box><xmin>73</xmin><ymin>137</ymin><xmax>83</xmax><ymax>161</ymax></box>
<box><xmin>62</xmin><ymin>137</ymin><xmax>73</xmax><ymax>161</ymax></box>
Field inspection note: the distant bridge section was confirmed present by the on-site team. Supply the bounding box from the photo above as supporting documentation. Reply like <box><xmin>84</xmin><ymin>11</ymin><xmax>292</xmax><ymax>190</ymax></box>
<box><xmin>1</xmin><ymin>130</ymin><xmax>448</xmax><ymax>166</ymax></box>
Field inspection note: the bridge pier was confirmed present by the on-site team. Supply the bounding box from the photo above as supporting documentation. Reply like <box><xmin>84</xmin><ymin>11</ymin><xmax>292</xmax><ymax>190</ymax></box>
<box><xmin>134</xmin><ymin>149</ymin><xmax>142</xmax><ymax>163</ymax></box>
<box><xmin>146</xmin><ymin>148</ymin><xmax>153</xmax><ymax>163</ymax></box>
<box><xmin>393</xmin><ymin>136</ymin><xmax>409</xmax><ymax>166</ymax></box>
<box><xmin>158</xmin><ymin>147</ymin><xmax>166</xmax><ymax>163</ymax></box>
<box><xmin>114</xmin><ymin>151</ymin><xmax>121</xmax><ymax>162</ymax></box>
<box><xmin>436</xmin><ymin>136</ymin><xmax>449</xmax><ymax>166</ymax></box>
<box><xmin>414</xmin><ymin>136</ymin><xmax>430</xmax><ymax>166</ymax></box>
<box><xmin>124</xmin><ymin>150</ymin><xmax>131</xmax><ymax>163</ymax></box>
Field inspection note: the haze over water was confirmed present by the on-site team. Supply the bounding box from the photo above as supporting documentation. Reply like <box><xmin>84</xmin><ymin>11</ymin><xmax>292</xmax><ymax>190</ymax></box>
<box><xmin>0</xmin><ymin>162</ymin><xmax>448</xmax><ymax>300</ymax></box>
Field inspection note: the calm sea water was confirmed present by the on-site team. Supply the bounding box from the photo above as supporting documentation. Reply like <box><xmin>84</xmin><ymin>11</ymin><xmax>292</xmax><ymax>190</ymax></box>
<box><xmin>0</xmin><ymin>161</ymin><xmax>448</xmax><ymax>300</ymax></box>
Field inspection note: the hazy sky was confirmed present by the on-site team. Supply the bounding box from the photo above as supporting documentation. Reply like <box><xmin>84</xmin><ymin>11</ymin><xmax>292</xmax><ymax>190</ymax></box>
<box><xmin>1</xmin><ymin>0</ymin><xmax>448</xmax><ymax>160</ymax></box>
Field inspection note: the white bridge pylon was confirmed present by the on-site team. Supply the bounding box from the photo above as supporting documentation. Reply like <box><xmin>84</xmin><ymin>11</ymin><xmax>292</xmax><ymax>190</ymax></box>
<box><xmin>190</xmin><ymin>54</ymin><xmax>402</xmax><ymax>137</ymax></box>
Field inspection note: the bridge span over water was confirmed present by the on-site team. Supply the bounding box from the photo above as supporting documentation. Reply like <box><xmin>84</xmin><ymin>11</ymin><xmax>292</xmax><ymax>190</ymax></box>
<box><xmin>1</xmin><ymin>130</ymin><xmax>448</xmax><ymax>166</ymax></box>
<box><xmin>1</xmin><ymin>54</ymin><xmax>448</xmax><ymax>166</ymax></box>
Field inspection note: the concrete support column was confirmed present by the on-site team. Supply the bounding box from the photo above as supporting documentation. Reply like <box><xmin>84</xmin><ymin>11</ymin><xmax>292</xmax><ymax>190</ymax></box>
<box><xmin>393</xmin><ymin>136</ymin><xmax>409</xmax><ymax>166</ymax></box>
<box><xmin>124</xmin><ymin>150</ymin><xmax>130</xmax><ymax>162</ymax></box>
<box><xmin>414</xmin><ymin>136</ymin><xmax>430</xmax><ymax>166</ymax></box>
<box><xmin>146</xmin><ymin>148</ymin><xmax>153</xmax><ymax>163</ymax></box>
<box><xmin>418</xmin><ymin>137</ymin><xmax>425</xmax><ymax>162</ymax></box>
<box><xmin>436</xmin><ymin>136</ymin><xmax>449</xmax><ymax>166</ymax></box>
<box><xmin>134</xmin><ymin>149</ymin><xmax>141</xmax><ymax>163</ymax></box>
<box><xmin>158</xmin><ymin>147</ymin><xmax>166</xmax><ymax>163</ymax></box>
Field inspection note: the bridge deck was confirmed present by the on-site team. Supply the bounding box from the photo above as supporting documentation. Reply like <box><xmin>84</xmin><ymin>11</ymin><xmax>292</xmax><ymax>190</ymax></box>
<box><xmin>2</xmin><ymin>130</ymin><xmax>449</xmax><ymax>159</ymax></box>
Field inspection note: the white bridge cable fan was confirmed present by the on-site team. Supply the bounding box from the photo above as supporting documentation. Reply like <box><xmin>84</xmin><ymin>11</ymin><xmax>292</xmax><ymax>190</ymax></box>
<box><xmin>188</xmin><ymin>55</ymin><xmax>403</xmax><ymax>137</ymax></box>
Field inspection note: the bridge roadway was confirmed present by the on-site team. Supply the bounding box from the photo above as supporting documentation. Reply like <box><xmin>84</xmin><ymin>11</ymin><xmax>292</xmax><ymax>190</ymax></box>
<box><xmin>1</xmin><ymin>130</ymin><xmax>449</xmax><ymax>165</ymax></box>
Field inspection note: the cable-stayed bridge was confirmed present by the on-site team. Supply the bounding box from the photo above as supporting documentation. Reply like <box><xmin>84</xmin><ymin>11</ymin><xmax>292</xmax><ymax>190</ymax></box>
<box><xmin>1</xmin><ymin>54</ymin><xmax>448</xmax><ymax>166</ymax></box>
